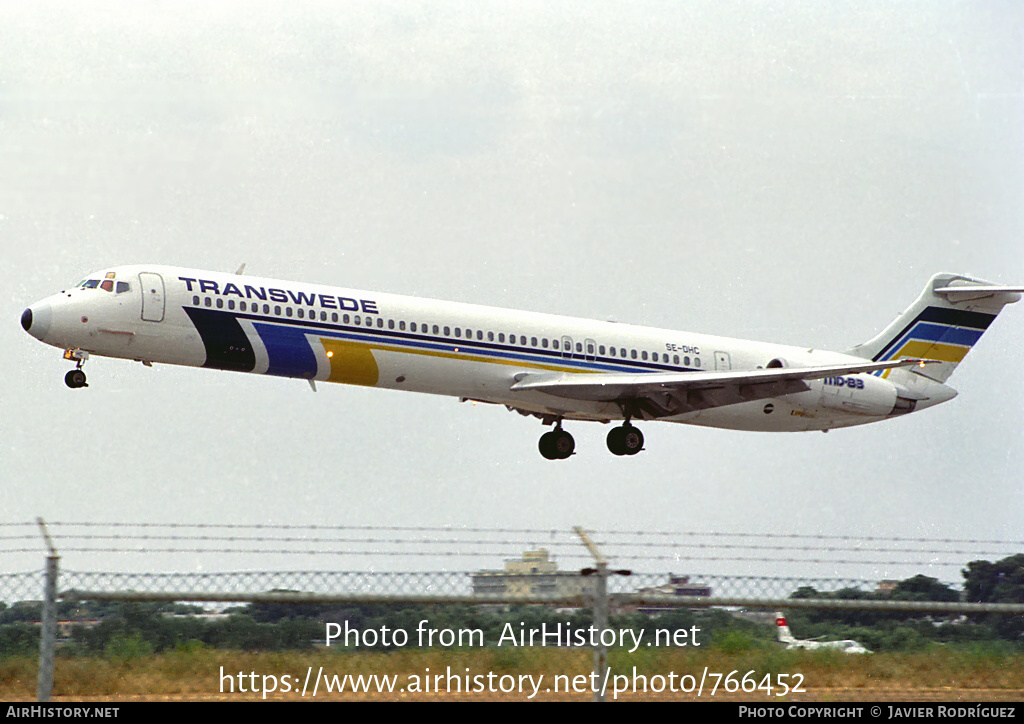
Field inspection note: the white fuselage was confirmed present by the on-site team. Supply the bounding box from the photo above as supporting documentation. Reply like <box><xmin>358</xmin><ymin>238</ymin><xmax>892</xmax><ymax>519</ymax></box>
<box><xmin>22</xmin><ymin>265</ymin><xmax>956</xmax><ymax>434</ymax></box>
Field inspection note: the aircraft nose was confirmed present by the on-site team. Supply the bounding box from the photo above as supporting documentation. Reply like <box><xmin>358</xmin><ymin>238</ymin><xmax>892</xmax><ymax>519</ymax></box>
<box><xmin>21</xmin><ymin>302</ymin><xmax>51</xmax><ymax>341</ymax></box>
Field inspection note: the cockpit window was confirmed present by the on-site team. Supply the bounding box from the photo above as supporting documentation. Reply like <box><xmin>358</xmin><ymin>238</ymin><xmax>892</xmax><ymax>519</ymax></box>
<box><xmin>80</xmin><ymin>279</ymin><xmax>100</xmax><ymax>289</ymax></box>
<box><xmin>116</xmin><ymin>281</ymin><xmax>130</xmax><ymax>294</ymax></box>
<box><xmin>100</xmin><ymin>279</ymin><xmax>114</xmax><ymax>292</ymax></box>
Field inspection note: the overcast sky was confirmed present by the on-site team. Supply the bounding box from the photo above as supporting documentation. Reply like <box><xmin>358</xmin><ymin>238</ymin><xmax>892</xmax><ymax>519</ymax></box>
<box><xmin>2</xmin><ymin>1</ymin><xmax>1021</xmax><ymax>586</ymax></box>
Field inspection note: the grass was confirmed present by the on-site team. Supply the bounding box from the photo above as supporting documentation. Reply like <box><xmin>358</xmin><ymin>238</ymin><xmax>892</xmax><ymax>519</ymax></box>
<box><xmin>2</xmin><ymin>644</ymin><xmax>1023</xmax><ymax>700</ymax></box>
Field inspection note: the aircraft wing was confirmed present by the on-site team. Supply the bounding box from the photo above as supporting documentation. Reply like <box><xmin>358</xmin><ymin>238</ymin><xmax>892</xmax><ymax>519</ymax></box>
<box><xmin>509</xmin><ymin>358</ymin><xmax>932</xmax><ymax>419</ymax></box>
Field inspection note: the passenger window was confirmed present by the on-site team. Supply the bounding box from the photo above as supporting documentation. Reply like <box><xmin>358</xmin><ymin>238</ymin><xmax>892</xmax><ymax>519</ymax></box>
<box><xmin>297</xmin><ymin>308</ymin><xmax>303</xmax><ymax>318</ymax></box>
<box><xmin>388</xmin><ymin>319</ymin><xmax>395</xmax><ymax>329</ymax></box>
<box><xmin>204</xmin><ymin>297</ymin><xmax>212</xmax><ymax>307</ymax></box>
<box><xmin>286</xmin><ymin>307</ymin><xmax>292</xmax><ymax>317</ymax></box>
<box><xmin>630</xmin><ymin>349</ymin><xmax>637</xmax><ymax>359</ymax></box>
<box><xmin>193</xmin><ymin>295</ymin><xmax>200</xmax><ymax>305</ymax></box>
<box><xmin>455</xmin><ymin>328</ymin><xmax>462</xmax><ymax>338</ymax></box>
<box><xmin>354</xmin><ymin>316</ymin><xmax>361</xmax><ymax>325</ymax></box>
<box><xmin>399</xmin><ymin>321</ymin><xmax>406</xmax><ymax>331</ymax></box>
<box><xmin>228</xmin><ymin>300</ymin><xmax>235</xmax><ymax>310</ymax></box>
<box><xmin>488</xmin><ymin>332</ymin><xmax>494</xmax><ymax>341</ymax></box>
<box><xmin>332</xmin><ymin>313</ymin><xmax>338</xmax><ymax>322</ymax></box>
<box><xmin>498</xmin><ymin>333</ymin><xmax>505</xmax><ymax>343</ymax></box>
<box><xmin>444</xmin><ymin>326</ymin><xmax>450</xmax><ymax>336</ymax></box>
<box><xmin>531</xmin><ymin>337</ymin><xmax>538</xmax><ymax>347</ymax></box>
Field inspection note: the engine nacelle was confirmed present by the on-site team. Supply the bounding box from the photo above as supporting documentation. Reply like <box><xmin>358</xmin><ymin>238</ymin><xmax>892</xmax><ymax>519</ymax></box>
<box><xmin>818</xmin><ymin>373</ymin><xmax>897</xmax><ymax>417</ymax></box>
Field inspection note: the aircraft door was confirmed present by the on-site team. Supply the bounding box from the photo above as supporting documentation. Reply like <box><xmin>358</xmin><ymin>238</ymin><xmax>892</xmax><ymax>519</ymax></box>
<box><xmin>139</xmin><ymin>272</ymin><xmax>166</xmax><ymax>322</ymax></box>
<box><xmin>714</xmin><ymin>351</ymin><xmax>731</xmax><ymax>370</ymax></box>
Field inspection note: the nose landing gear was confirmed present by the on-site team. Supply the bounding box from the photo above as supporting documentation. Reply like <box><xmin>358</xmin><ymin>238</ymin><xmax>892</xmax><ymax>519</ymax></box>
<box><xmin>64</xmin><ymin>369</ymin><xmax>87</xmax><ymax>388</ymax></box>
<box><xmin>62</xmin><ymin>349</ymin><xmax>89</xmax><ymax>389</ymax></box>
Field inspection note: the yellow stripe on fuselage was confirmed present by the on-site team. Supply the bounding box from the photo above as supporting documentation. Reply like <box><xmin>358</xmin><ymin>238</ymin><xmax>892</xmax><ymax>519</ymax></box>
<box><xmin>319</xmin><ymin>337</ymin><xmax>594</xmax><ymax>386</ymax></box>
<box><xmin>321</xmin><ymin>339</ymin><xmax>380</xmax><ymax>385</ymax></box>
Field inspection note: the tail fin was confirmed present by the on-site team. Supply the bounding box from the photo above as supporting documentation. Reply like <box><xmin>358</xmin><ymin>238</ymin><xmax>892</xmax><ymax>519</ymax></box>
<box><xmin>847</xmin><ymin>273</ymin><xmax>1022</xmax><ymax>384</ymax></box>
<box><xmin>775</xmin><ymin>612</ymin><xmax>796</xmax><ymax>644</ymax></box>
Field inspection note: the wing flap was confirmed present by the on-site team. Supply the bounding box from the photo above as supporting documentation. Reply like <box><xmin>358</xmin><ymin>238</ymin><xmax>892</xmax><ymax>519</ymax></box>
<box><xmin>510</xmin><ymin>358</ymin><xmax>933</xmax><ymax>406</ymax></box>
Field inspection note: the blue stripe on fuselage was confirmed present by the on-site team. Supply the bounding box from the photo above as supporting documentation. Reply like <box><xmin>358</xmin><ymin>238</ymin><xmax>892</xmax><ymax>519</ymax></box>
<box><xmin>252</xmin><ymin>322</ymin><xmax>319</xmax><ymax>378</ymax></box>
<box><xmin>202</xmin><ymin>306</ymin><xmax>700</xmax><ymax>377</ymax></box>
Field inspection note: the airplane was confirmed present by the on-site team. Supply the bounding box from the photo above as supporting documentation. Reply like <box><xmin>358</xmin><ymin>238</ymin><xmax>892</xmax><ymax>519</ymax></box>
<box><xmin>20</xmin><ymin>266</ymin><xmax>1023</xmax><ymax>459</ymax></box>
<box><xmin>775</xmin><ymin>612</ymin><xmax>872</xmax><ymax>654</ymax></box>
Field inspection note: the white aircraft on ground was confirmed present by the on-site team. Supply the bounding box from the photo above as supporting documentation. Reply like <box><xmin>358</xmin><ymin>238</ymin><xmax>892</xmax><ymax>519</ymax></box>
<box><xmin>21</xmin><ymin>266</ymin><xmax>1022</xmax><ymax>459</ymax></box>
<box><xmin>775</xmin><ymin>612</ymin><xmax>872</xmax><ymax>654</ymax></box>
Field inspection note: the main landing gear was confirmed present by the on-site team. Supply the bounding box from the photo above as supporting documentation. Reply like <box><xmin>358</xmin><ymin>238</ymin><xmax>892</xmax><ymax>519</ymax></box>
<box><xmin>537</xmin><ymin>421</ymin><xmax>645</xmax><ymax>459</ymax></box>
<box><xmin>63</xmin><ymin>349</ymin><xmax>88</xmax><ymax>388</ymax></box>
<box><xmin>606</xmin><ymin>423</ymin><xmax>644</xmax><ymax>456</ymax></box>
<box><xmin>538</xmin><ymin>423</ymin><xmax>575</xmax><ymax>460</ymax></box>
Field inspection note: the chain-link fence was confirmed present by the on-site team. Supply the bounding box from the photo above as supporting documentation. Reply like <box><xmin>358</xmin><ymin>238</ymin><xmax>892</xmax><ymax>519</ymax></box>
<box><xmin>3</xmin><ymin>566</ymin><xmax>1023</xmax><ymax>702</ymax></box>
<box><xmin>3</xmin><ymin>522</ymin><xmax>1023</xmax><ymax>701</ymax></box>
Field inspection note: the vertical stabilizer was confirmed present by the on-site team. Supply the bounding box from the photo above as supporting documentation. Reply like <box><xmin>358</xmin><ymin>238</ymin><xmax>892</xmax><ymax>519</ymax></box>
<box><xmin>775</xmin><ymin>612</ymin><xmax>796</xmax><ymax>644</ymax></box>
<box><xmin>847</xmin><ymin>273</ymin><xmax>1022</xmax><ymax>384</ymax></box>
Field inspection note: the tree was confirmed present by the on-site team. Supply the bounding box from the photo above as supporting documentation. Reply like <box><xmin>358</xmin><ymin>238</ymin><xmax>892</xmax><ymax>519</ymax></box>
<box><xmin>962</xmin><ymin>554</ymin><xmax>1024</xmax><ymax>642</ymax></box>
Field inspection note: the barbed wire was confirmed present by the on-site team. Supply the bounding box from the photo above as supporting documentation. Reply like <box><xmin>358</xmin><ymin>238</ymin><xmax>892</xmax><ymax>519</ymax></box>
<box><xmin>0</xmin><ymin>546</ymin><xmax>1004</xmax><ymax>568</ymax></box>
<box><xmin>2</xmin><ymin>532</ymin><xmax>1015</xmax><ymax>558</ymax></box>
<box><xmin>21</xmin><ymin>521</ymin><xmax>1022</xmax><ymax>547</ymax></box>
<box><xmin>1</xmin><ymin>522</ymin><xmax>1017</xmax><ymax>570</ymax></box>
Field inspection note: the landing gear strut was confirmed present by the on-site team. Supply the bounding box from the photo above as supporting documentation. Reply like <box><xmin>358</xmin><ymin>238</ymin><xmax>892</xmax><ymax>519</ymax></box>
<box><xmin>63</xmin><ymin>349</ymin><xmax>88</xmax><ymax>389</ymax></box>
<box><xmin>607</xmin><ymin>423</ymin><xmax>644</xmax><ymax>456</ymax></box>
<box><xmin>538</xmin><ymin>422</ymin><xmax>575</xmax><ymax>460</ymax></box>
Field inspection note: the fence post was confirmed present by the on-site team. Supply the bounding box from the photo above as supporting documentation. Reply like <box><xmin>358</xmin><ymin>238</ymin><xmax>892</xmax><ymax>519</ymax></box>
<box><xmin>575</xmin><ymin>526</ymin><xmax>610</xmax><ymax>702</ymax></box>
<box><xmin>37</xmin><ymin>518</ymin><xmax>59</xmax><ymax>702</ymax></box>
